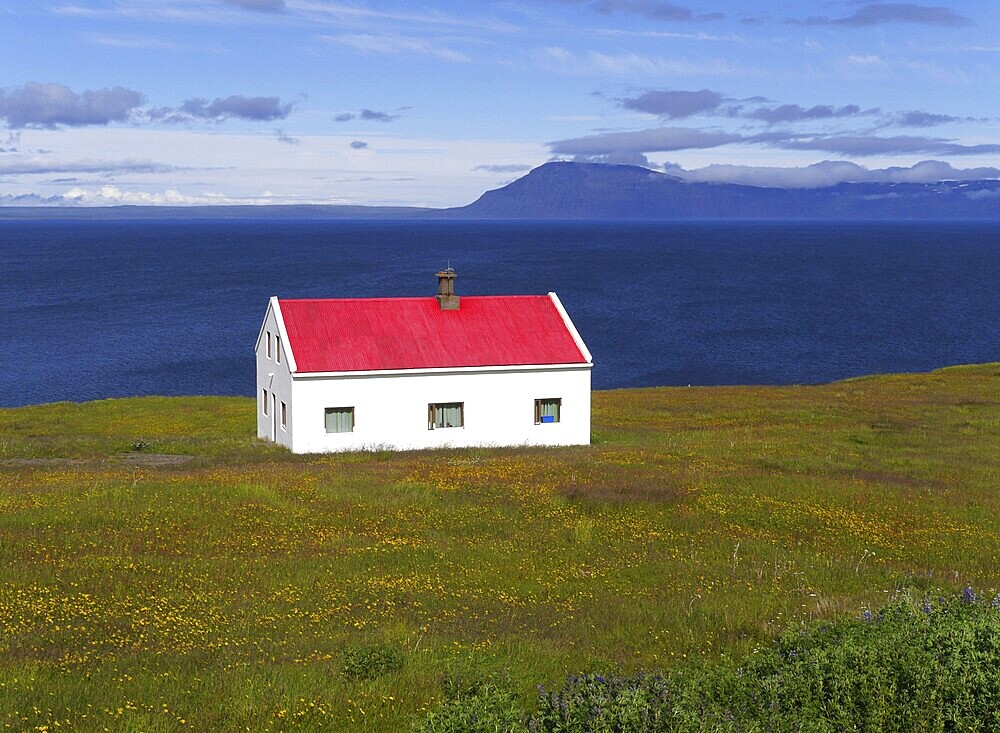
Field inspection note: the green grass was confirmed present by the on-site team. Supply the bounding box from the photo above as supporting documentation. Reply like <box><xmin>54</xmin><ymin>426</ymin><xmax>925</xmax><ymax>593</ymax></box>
<box><xmin>0</xmin><ymin>363</ymin><xmax>998</xmax><ymax>731</ymax></box>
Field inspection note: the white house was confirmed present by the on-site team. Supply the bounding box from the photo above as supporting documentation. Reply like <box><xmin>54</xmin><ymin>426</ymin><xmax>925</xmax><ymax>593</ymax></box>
<box><xmin>255</xmin><ymin>270</ymin><xmax>593</xmax><ymax>453</ymax></box>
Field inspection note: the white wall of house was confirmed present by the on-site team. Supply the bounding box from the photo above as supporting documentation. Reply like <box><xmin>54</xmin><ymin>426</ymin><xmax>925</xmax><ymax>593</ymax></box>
<box><xmin>255</xmin><ymin>301</ymin><xmax>294</xmax><ymax>450</ymax></box>
<box><xmin>285</xmin><ymin>364</ymin><xmax>591</xmax><ymax>453</ymax></box>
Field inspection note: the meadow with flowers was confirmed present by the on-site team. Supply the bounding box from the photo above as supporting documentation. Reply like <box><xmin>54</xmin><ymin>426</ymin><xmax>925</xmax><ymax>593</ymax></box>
<box><xmin>0</xmin><ymin>363</ymin><xmax>997</xmax><ymax>731</ymax></box>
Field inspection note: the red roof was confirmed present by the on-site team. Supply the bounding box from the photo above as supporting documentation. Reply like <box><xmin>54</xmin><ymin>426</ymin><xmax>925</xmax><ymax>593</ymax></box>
<box><xmin>277</xmin><ymin>295</ymin><xmax>588</xmax><ymax>373</ymax></box>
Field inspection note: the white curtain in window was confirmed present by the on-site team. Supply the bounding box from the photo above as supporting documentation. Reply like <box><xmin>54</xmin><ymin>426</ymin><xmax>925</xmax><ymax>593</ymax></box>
<box><xmin>325</xmin><ymin>407</ymin><xmax>354</xmax><ymax>433</ymax></box>
<box><xmin>440</xmin><ymin>403</ymin><xmax>462</xmax><ymax>428</ymax></box>
<box><xmin>431</xmin><ymin>403</ymin><xmax>462</xmax><ymax>428</ymax></box>
<box><xmin>538</xmin><ymin>399</ymin><xmax>560</xmax><ymax>422</ymax></box>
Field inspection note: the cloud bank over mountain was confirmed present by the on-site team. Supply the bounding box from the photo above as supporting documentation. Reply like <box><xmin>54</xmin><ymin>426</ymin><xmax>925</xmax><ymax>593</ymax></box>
<box><xmin>661</xmin><ymin>159</ymin><xmax>1000</xmax><ymax>188</ymax></box>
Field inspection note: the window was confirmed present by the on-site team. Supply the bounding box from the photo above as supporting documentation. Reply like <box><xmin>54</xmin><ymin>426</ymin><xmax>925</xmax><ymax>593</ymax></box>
<box><xmin>266</xmin><ymin>330</ymin><xmax>272</xmax><ymax>359</ymax></box>
<box><xmin>325</xmin><ymin>407</ymin><xmax>354</xmax><ymax>433</ymax></box>
<box><xmin>535</xmin><ymin>398</ymin><xmax>561</xmax><ymax>424</ymax></box>
<box><xmin>280</xmin><ymin>401</ymin><xmax>287</xmax><ymax>430</ymax></box>
<box><xmin>262</xmin><ymin>388</ymin><xmax>269</xmax><ymax>415</ymax></box>
<box><xmin>428</xmin><ymin>402</ymin><xmax>463</xmax><ymax>429</ymax></box>
<box><xmin>275</xmin><ymin>335</ymin><xmax>281</xmax><ymax>364</ymax></box>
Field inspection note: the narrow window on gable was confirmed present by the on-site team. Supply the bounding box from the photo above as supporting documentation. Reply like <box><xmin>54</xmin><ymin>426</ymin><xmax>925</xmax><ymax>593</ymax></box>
<box><xmin>325</xmin><ymin>407</ymin><xmax>354</xmax><ymax>433</ymax></box>
<box><xmin>534</xmin><ymin>398</ymin><xmax>561</xmax><ymax>424</ymax></box>
<box><xmin>266</xmin><ymin>330</ymin><xmax>273</xmax><ymax>359</ymax></box>
<box><xmin>262</xmin><ymin>388</ymin><xmax>269</xmax><ymax>415</ymax></box>
<box><xmin>428</xmin><ymin>402</ymin><xmax>463</xmax><ymax>430</ymax></box>
<box><xmin>275</xmin><ymin>335</ymin><xmax>282</xmax><ymax>364</ymax></box>
<box><xmin>280</xmin><ymin>401</ymin><xmax>287</xmax><ymax>430</ymax></box>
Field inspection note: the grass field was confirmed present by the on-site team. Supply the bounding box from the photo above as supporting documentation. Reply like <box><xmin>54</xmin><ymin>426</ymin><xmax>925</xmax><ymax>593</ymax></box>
<box><xmin>1</xmin><ymin>363</ymin><xmax>998</xmax><ymax>731</ymax></box>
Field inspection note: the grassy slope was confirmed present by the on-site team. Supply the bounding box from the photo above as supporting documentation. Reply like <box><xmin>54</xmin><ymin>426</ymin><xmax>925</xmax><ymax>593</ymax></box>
<box><xmin>0</xmin><ymin>364</ymin><xmax>998</xmax><ymax>731</ymax></box>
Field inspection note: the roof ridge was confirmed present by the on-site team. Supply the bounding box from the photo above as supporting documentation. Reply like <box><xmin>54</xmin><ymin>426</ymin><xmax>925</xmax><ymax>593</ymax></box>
<box><xmin>277</xmin><ymin>294</ymin><xmax>548</xmax><ymax>302</ymax></box>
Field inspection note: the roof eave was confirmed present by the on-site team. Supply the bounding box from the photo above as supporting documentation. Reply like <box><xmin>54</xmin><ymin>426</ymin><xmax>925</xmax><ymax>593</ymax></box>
<box><xmin>273</xmin><ymin>297</ymin><xmax>298</xmax><ymax>373</ymax></box>
<box><xmin>291</xmin><ymin>361</ymin><xmax>592</xmax><ymax>380</ymax></box>
<box><xmin>548</xmin><ymin>292</ymin><xmax>593</xmax><ymax>364</ymax></box>
<box><xmin>253</xmin><ymin>297</ymin><xmax>275</xmax><ymax>354</ymax></box>
<box><xmin>255</xmin><ymin>297</ymin><xmax>300</xmax><ymax>374</ymax></box>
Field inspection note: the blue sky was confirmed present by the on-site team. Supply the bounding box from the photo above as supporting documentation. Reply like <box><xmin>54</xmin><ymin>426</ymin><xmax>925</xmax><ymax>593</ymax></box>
<box><xmin>1</xmin><ymin>0</ymin><xmax>999</xmax><ymax>206</ymax></box>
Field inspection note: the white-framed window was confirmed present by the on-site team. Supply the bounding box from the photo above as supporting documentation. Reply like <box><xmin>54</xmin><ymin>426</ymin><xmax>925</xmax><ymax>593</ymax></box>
<box><xmin>275</xmin><ymin>335</ymin><xmax>281</xmax><ymax>364</ymax></box>
<box><xmin>534</xmin><ymin>398</ymin><xmax>561</xmax><ymax>424</ymax></box>
<box><xmin>266</xmin><ymin>330</ymin><xmax>273</xmax><ymax>359</ymax></box>
<box><xmin>262</xmin><ymin>388</ymin><xmax>269</xmax><ymax>415</ymax></box>
<box><xmin>428</xmin><ymin>402</ymin><xmax>463</xmax><ymax>430</ymax></box>
<box><xmin>280</xmin><ymin>401</ymin><xmax>287</xmax><ymax>430</ymax></box>
<box><xmin>325</xmin><ymin>407</ymin><xmax>355</xmax><ymax>433</ymax></box>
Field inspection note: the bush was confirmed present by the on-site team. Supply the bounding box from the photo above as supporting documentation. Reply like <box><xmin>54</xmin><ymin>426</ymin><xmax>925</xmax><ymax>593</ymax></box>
<box><xmin>341</xmin><ymin>642</ymin><xmax>405</xmax><ymax>681</ymax></box>
<box><xmin>529</xmin><ymin>591</ymin><xmax>1000</xmax><ymax>732</ymax></box>
<box><xmin>417</xmin><ymin>591</ymin><xmax>1000</xmax><ymax>732</ymax></box>
<box><xmin>414</xmin><ymin>682</ymin><xmax>528</xmax><ymax>733</ymax></box>
<box><xmin>532</xmin><ymin>673</ymin><xmax>675</xmax><ymax>733</ymax></box>
<box><xmin>744</xmin><ymin>590</ymin><xmax>1000</xmax><ymax>732</ymax></box>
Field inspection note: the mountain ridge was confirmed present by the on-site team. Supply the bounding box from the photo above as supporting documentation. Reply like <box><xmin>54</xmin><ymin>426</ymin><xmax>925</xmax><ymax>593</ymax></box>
<box><xmin>447</xmin><ymin>161</ymin><xmax>1000</xmax><ymax>220</ymax></box>
<box><xmin>2</xmin><ymin>161</ymin><xmax>998</xmax><ymax>220</ymax></box>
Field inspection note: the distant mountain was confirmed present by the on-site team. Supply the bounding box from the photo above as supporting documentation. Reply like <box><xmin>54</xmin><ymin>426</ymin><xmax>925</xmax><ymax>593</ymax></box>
<box><xmin>3</xmin><ymin>161</ymin><xmax>998</xmax><ymax>220</ymax></box>
<box><xmin>445</xmin><ymin>161</ymin><xmax>1000</xmax><ymax>220</ymax></box>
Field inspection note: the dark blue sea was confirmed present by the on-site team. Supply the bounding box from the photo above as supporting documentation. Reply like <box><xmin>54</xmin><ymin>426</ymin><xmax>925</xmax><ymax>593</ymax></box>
<box><xmin>2</xmin><ymin>219</ymin><xmax>999</xmax><ymax>407</ymax></box>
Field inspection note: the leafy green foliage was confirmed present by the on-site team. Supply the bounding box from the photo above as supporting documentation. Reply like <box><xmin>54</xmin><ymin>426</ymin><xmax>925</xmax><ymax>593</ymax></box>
<box><xmin>525</xmin><ymin>592</ymin><xmax>1000</xmax><ymax>731</ymax></box>
<box><xmin>342</xmin><ymin>642</ymin><xmax>405</xmax><ymax>680</ymax></box>
<box><xmin>416</xmin><ymin>682</ymin><xmax>528</xmax><ymax>733</ymax></box>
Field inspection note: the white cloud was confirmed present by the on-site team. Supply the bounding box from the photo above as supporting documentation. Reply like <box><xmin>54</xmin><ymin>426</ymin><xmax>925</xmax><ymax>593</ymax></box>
<box><xmin>319</xmin><ymin>33</ymin><xmax>470</xmax><ymax>62</ymax></box>
<box><xmin>842</xmin><ymin>54</ymin><xmax>969</xmax><ymax>84</ymax></box>
<box><xmin>79</xmin><ymin>32</ymin><xmax>184</xmax><ymax>50</ymax></box>
<box><xmin>591</xmin><ymin>28</ymin><xmax>741</xmax><ymax>42</ymax></box>
<box><xmin>550</xmin><ymin>126</ymin><xmax>745</xmax><ymax>155</ymax></box>
<box><xmin>60</xmin><ymin>185</ymin><xmax>285</xmax><ymax>205</ymax></box>
<box><xmin>0</xmin><ymin>127</ymin><xmax>547</xmax><ymax>207</ymax></box>
<box><xmin>52</xmin><ymin>0</ymin><xmax>263</xmax><ymax>24</ymax></box>
<box><xmin>290</xmin><ymin>1</ymin><xmax>519</xmax><ymax>33</ymax></box>
<box><xmin>661</xmin><ymin>159</ymin><xmax>1000</xmax><ymax>188</ymax></box>
<box><xmin>0</xmin><ymin>82</ymin><xmax>145</xmax><ymax>128</ymax></box>
<box><xmin>0</xmin><ymin>156</ymin><xmax>175</xmax><ymax>176</ymax></box>
<box><xmin>532</xmin><ymin>46</ymin><xmax>740</xmax><ymax>76</ymax></box>
<box><xmin>220</xmin><ymin>0</ymin><xmax>286</xmax><ymax>13</ymax></box>
<box><xmin>546</xmin><ymin>115</ymin><xmax>604</xmax><ymax>122</ymax></box>
<box><xmin>846</xmin><ymin>54</ymin><xmax>884</xmax><ymax>66</ymax></box>
<box><xmin>965</xmin><ymin>188</ymin><xmax>1000</xmax><ymax>199</ymax></box>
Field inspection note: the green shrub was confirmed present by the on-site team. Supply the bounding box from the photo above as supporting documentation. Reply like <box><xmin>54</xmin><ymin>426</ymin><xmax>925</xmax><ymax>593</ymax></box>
<box><xmin>414</xmin><ymin>682</ymin><xmax>528</xmax><ymax>733</ymax></box>
<box><xmin>418</xmin><ymin>591</ymin><xmax>1000</xmax><ymax>732</ymax></box>
<box><xmin>341</xmin><ymin>643</ymin><xmax>405</xmax><ymax>681</ymax></box>
<box><xmin>742</xmin><ymin>590</ymin><xmax>1000</xmax><ymax>732</ymax></box>
<box><xmin>532</xmin><ymin>673</ymin><xmax>673</xmax><ymax>733</ymax></box>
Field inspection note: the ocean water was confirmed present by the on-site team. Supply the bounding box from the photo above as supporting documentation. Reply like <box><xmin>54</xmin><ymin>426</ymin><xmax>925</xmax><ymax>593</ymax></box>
<box><xmin>2</xmin><ymin>219</ymin><xmax>998</xmax><ymax>407</ymax></box>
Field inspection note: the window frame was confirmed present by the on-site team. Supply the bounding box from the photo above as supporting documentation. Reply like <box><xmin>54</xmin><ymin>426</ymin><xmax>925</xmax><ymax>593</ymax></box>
<box><xmin>266</xmin><ymin>330</ymin><xmax>273</xmax><ymax>359</ymax></box>
<box><xmin>275</xmin><ymin>335</ymin><xmax>281</xmax><ymax>365</ymax></box>
<box><xmin>534</xmin><ymin>397</ymin><xmax>562</xmax><ymax>424</ymax></box>
<box><xmin>280</xmin><ymin>401</ymin><xmax>287</xmax><ymax>431</ymax></box>
<box><xmin>262</xmin><ymin>388</ymin><xmax>269</xmax><ymax>415</ymax></box>
<box><xmin>324</xmin><ymin>406</ymin><xmax>355</xmax><ymax>434</ymax></box>
<box><xmin>428</xmin><ymin>402</ymin><xmax>464</xmax><ymax>430</ymax></box>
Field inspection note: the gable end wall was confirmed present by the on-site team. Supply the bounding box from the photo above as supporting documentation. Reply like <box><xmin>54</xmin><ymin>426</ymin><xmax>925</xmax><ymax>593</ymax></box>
<box><xmin>256</xmin><ymin>303</ymin><xmax>294</xmax><ymax>449</ymax></box>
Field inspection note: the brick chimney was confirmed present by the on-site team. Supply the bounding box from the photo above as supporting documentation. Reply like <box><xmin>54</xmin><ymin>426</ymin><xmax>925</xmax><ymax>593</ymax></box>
<box><xmin>436</xmin><ymin>267</ymin><xmax>460</xmax><ymax>310</ymax></box>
